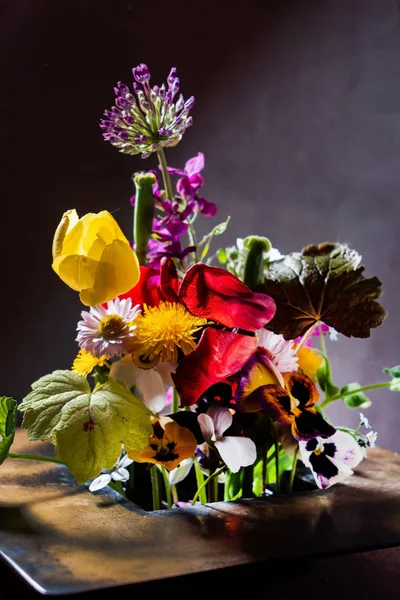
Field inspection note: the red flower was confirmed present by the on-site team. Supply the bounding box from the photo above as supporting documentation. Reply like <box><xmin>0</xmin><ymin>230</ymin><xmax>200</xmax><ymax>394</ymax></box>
<box><xmin>120</xmin><ymin>257</ymin><xmax>180</xmax><ymax>307</ymax></box>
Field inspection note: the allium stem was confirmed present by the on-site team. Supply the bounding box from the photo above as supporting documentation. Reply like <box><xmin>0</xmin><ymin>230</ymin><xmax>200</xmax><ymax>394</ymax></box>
<box><xmin>157</xmin><ymin>147</ymin><xmax>174</xmax><ymax>201</ymax></box>
<box><xmin>133</xmin><ymin>172</ymin><xmax>156</xmax><ymax>266</ymax></box>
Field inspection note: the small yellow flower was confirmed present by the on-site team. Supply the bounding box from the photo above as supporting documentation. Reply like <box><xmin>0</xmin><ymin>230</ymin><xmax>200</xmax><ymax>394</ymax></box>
<box><xmin>52</xmin><ymin>209</ymin><xmax>140</xmax><ymax>306</ymax></box>
<box><xmin>131</xmin><ymin>301</ymin><xmax>207</xmax><ymax>364</ymax></box>
<box><xmin>72</xmin><ymin>350</ymin><xmax>108</xmax><ymax>378</ymax></box>
<box><xmin>297</xmin><ymin>347</ymin><xmax>323</xmax><ymax>381</ymax></box>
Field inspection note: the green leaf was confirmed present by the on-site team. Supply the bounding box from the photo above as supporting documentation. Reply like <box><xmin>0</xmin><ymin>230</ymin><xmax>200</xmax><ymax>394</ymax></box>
<box><xmin>216</xmin><ymin>247</ymin><xmax>227</xmax><ymax>264</ymax></box>
<box><xmin>0</xmin><ymin>397</ymin><xmax>17</xmax><ymax>465</ymax></box>
<box><xmin>261</xmin><ymin>243</ymin><xmax>387</xmax><ymax>340</ymax></box>
<box><xmin>199</xmin><ymin>216</ymin><xmax>231</xmax><ymax>260</ymax></box>
<box><xmin>19</xmin><ymin>370</ymin><xmax>152</xmax><ymax>483</ymax></box>
<box><xmin>316</xmin><ymin>357</ymin><xmax>340</xmax><ymax>398</ymax></box>
<box><xmin>384</xmin><ymin>366</ymin><xmax>400</xmax><ymax>379</ymax></box>
<box><xmin>340</xmin><ymin>383</ymin><xmax>372</xmax><ymax>408</ymax></box>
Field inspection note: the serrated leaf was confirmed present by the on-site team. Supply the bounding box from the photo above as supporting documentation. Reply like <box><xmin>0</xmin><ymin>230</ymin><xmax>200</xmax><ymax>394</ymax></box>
<box><xmin>19</xmin><ymin>370</ymin><xmax>152</xmax><ymax>483</ymax></box>
<box><xmin>0</xmin><ymin>397</ymin><xmax>17</xmax><ymax>465</ymax></box>
<box><xmin>199</xmin><ymin>216</ymin><xmax>231</xmax><ymax>260</ymax></box>
<box><xmin>340</xmin><ymin>383</ymin><xmax>372</xmax><ymax>409</ymax></box>
<box><xmin>384</xmin><ymin>366</ymin><xmax>400</xmax><ymax>379</ymax></box>
<box><xmin>261</xmin><ymin>243</ymin><xmax>387</xmax><ymax>340</ymax></box>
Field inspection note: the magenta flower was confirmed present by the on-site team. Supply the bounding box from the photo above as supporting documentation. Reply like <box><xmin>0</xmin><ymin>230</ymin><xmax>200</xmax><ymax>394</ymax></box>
<box><xmin>167</xmin><ymin>153</ymin><xmax>217</xmax><ymax>216</ymax></box>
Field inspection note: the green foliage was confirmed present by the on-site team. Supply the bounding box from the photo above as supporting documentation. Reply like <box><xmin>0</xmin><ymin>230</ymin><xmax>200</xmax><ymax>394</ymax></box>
<box><xmin>262</xmin><ymin>243</ymin><xmax>387</xmax><ymax>340</ymax></box>
<box><xmin>316</xmin><ymin>356</ymin><xmax>340</xmax><ymax>398</ymax></box>
<box><xmin>19</xmin><ymin>370</ymin><xmax>152</xmax><ymax>484</ymax></box>
<box><xmin>384</xmin><ymin>367</ymin><xmax>400</xmax><ymax>391</ymax></box>
<box><xmin>252</xmin><ymin>447</ymin><xmax>292</xmax><ymax>495</ymax></box>
<box><xmin>198</xmin><ymin>216</ymin><xmax>231</xmax><ymax>260</ymax></box>
<box><xmin>340</xmin><ymin>383</ymin><xmax>372</xmax><ymax>409</ymax></box>
<box><xmin>0</xmin><ymin>397</ymin><xmax>17</xmax><ymax>465</ymax></box>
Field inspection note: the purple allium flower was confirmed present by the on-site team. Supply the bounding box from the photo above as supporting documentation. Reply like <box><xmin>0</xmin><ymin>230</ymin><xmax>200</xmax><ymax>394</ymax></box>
<box><xmin>101</xmin><ymin>64</ymin><xmax>194</xmax><ymax>158</ymax></box>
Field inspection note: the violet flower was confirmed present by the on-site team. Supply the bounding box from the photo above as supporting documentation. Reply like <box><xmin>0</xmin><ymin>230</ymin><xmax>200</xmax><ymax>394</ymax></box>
<box><xmin>101</xmin><ymin>64</ymin><xmax>194</xmax><ymax>158</ymax></box>
<box><xmin>167</xmin><ymin>153</ymin><xmax>217</xmax><ymax>216</ymax></box>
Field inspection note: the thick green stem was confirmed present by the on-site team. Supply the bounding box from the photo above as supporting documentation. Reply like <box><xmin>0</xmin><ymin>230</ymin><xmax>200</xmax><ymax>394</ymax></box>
<box><xmin>191</xmin><ymin>466</ymin><xmax>225</xmax><ymax>505</ymax></box>
<box><xmin>172</xmin><ymin>388</ymin><xmax>180</xmax><ymax>413</ymax></box>
<box><xmin>288</xmin><ymin>447</ymin><xmax>299</xmax><ymax>493</ymax></box>
<box><xmin>243</xmin><ymin>236</ymin><xmax>271</xmax><ymax>290</ymax></box>
<box><xmin>162</xmin><ymin>467</ymin><xmax>173</xmax><ymax>509</ymax></box>
<box><xmin>150</xmin><ymin>466</ymin><xmax>160</xmax><ymax>510</ymax></box>
<box><xmin>133</xmin><ymin>172</ymin><xmax>156</xmax><ymax>266</ymax></box>
<box><xmin>194</xmin><ymin>461</ymin><xmax>207</xmax><ymax>504</ymax></box>
<box><xmin>8</xmin><ymin>452</ymin><xmax>66</xmax><ymax>465</ymax></box>
<box><xmin>157</xmin><ymin>148</ymin><xmax>174</xmax><ymax>201</ymax></box>
<box><xmin>321</xmin><ymin>382</ymin><xmax>391</xmax><ymax>408</ymax></box>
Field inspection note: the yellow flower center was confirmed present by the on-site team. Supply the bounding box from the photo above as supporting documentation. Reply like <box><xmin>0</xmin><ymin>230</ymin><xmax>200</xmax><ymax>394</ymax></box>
<box><xmin>98</xmin><ymin>314</ymin><xmax>127</xmax><ymax>339</ymax></box>
<box><xmin>132</xmin><ymin>301</ymin><xmax>207</xmax><ymax>364</ymax></box>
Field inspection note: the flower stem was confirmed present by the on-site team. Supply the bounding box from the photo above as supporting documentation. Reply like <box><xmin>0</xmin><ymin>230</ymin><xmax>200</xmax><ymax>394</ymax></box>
<box><xmin>274</xmin><ymin>441</ymin><xmax>281</xmax><ymax>495</ymax></box>
<box><xmin>157</xmin><ymin>147</ymin><xmax>174</xmax><ymax>201</ymax></box>
<box><xmin>171</xmin><ymin>484</ymin><xmax>179</xmax><ymax>505</ymax></box>
<box><xmin>321</xmin><ymin>382</ymin><xmax>391</xmax><ymax>408</ymax></box>
<box><xmin>150</xmin><ymin>465</ymin><xmax>160</xmax><ymax>510</ymax></box>
<box><xmin>172</xmin><ymin>388</ymin><xmax>180</xmax><ymax>413</ymax></box>
<box><xmin>194</xmin><ymin>460</ymin><xmax>207</xmax><ymax>504</ymax></box>
<box><xmin>8</xmin><ymin>452</ymin><xmax>66</xmax><ymax>465</ymax></box>
<box><xmin>161</xmin><ymin>467</ymin><xmax>173</xmax><ymax>509</ymax></box>
<box><xmin>242</xmin><ymin>465</ymin><xmax>254</xmax><ymax>498</ymax></box>
<box><xmin>288</xmin><ymin>447</ymin><xmax>299</xmax><ymax>493</ymax></box>
<box><xmin>191</xmin><ymin>466</ymin><xmax>225</xmax><ymax>505</ymax></box>
<box><xmin>261</xmin><ymin>443</ymin><xmax>268</xmax><ymax>496</ymax></box>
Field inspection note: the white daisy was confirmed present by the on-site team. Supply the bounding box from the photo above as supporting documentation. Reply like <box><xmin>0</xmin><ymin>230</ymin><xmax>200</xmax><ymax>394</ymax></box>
<box><xmin>76</xmin><ymin>297</ymin><xmax>141</xmax><ymax>358</ymax></box>
<box><xmin>257</xmin><ymin>329</ymin><xmax>298</xmax><ymax>373</ymax></box>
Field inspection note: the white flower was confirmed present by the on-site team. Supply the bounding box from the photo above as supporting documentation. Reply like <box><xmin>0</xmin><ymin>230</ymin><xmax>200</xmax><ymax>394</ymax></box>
<box><xmin>168</xmin><ymin>457</ymin><xmax>194</xmax><ymax>485</ymax></box>
<box><xmin>299</xmin><ymin>431</ymin><xmax>363</xmax><ymax>489</ymax></box>
<box><xmin>110</xmin><ymin>354</ymin><xmax>176</xmax><ymax>414</ymax></box>
<box><xmin>366</xmin><ymin>431</ymin><xmax>378</xmax><ymax>448</ymax></box>
<box><xmin>198</xmin><ymin>406</ymin><xmax>256</xmax><ymax>473</ymax></box>
<box><xmin>359</xmin><ymin>412</ymin><xmax>370</xmax><ymax>429</ymax></box>
<box><xmin>328</xmin><ymin>327</ymin><xmax>339</xmax><ymax>341</ymax></box>
<box><xmin>257</xmin><ymin>329</ymin><xmax>298</xmax><ymax>373</ymax></box>
<box><xmin>89</xmin><ymin>454</ymin><xmax>133</xmax><ymax>492</ymax></box>
<box><xmin>76</xmin><ymin>297</ymin><xmax>141</xmax><ymax>358</ymax></box>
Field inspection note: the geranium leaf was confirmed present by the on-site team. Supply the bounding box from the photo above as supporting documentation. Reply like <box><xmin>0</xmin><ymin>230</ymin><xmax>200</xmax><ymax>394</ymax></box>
<box><xmin>0</xmin><ymin>397</ymin><xmax>17</xmax><ymax>465</ymax></box>
<box><xmin>19</xmin><ymin>370</ymin><xmax>152</xmax><ymax>483</ymax></box>
<box><xmin>262</xmin><ymin>243</ymin><xmax>387</xmax><ymax>339</ymax></box>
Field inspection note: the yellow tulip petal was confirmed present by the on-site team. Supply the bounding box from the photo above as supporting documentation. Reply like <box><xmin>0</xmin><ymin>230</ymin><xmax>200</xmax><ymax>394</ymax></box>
<box><xmin>79</xmin><ymin>239</ymin><xmax>140</xmax><ymax>306</ymax></box>
<box><xmin>52</xmin><ymin>254</ymin><xmax>98</xmax><ymax>293</ymax></box>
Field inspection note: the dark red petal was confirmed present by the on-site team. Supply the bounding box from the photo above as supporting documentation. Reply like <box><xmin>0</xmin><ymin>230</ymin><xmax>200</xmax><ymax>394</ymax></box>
<box><xmin>179</xmin><ymin>264</ymin><xmax>276</xmax><ymax>331</ymax></box>
<box><xmin>119</xmin><ymin>266</ymin><xmax>161</xmax><ymax>307</ymax></box>
<box><xmin>291</xmin><ymin>410</ymin><xmax>336</xmax><ymax>441</ymax></box>
<box><xmin>172</xmin><ymin>328</ymin><xmax>258</xmax><ymax>406</ymax></box>
<box><xmin>159</xmin><ymin>257</ymin><xmax>180</xmax><ymax>303</ymax></box>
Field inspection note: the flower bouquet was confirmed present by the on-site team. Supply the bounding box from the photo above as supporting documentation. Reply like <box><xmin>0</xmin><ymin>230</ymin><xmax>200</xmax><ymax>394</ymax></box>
<box><xmin>2</xmin><ymin>63</ymin><xmax>399</xmax><ymax>511</ymax></box>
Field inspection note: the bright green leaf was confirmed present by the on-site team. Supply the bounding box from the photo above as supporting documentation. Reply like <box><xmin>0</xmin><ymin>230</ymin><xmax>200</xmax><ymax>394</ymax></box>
<box><xmin>0</xmin><ymin>397</ymin><xmax>17</xmax><ymax>465</ymax></box>
<box><xmin>384</xmin><ymin>366</ymin><xmax>400</xmax><ymax>379</ymax></box>
<box><xmin>262</xmin><ymin>243</ymin><xmax>387</xmax><ymax>340</ymax></box>
<box><xmin>316</xmin><ymin>357</ymin><xmax>340</xmax><ymax>398</ymax></box>
<box><xmin>216</xmin><ymin>247</ymin><xmax>227</xmax><ymax>264</ymax></box>
<box><xmin>199</xmin><ymin>216</ymin><xmax>231</xmax><ymax>260</ymax></box>
<box><xmin>19</xmin><ymin>370</ymin><xmax>152</xmax><ymax>483</ymax></box>
<box><xmin>340</xmin><ymin>383</ymin><xmax>372</xmax><ymax>409</ymax></box>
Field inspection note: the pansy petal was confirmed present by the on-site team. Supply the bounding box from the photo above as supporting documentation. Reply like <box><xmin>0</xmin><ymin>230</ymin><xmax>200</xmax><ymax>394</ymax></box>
<box><xmin>235</xmin><ymin>351</ymin><xmax>282</xmax><ymax>412</ymax></box>
<box><xmin>329</xmin><ymin>431</ymin><xmax>363</xmax><ymax>469</ymax></box>
<box><xmin>206</xmin><ymin>406</ymin><xmax>233</xmax><ymax>436</ymax></box>
<box><xmin>292</xmin><ymin>409</ymin><xmax>336</xmax><ymax>441</ymax></box>
<box><xmin>283</xmin><ymin>372</ymin><xmax>320</xmax><ymax>409</ymax></box>
<box><xmin>179</xmin><ymin>264</ymin><xmax>276</xmax><ymax>331</ymax></box>
<box><xmin>312</xmin><ymin>456</ymin><xmax>354</xmax><ymax>489</ymax></box>
<box><xmin>112</xmin><ymin>467</ymin><xmax>130</xmax><ymax>482</ymax></box>
<box><xmin>136</xmin><ymin>367</ymin><xmax>166</xmax><ymax>413</ymax></box>
<box><xmin>172</xmin><ymin>328</ymin><xmax>258</xmax><ymax>406</ymax></box>
<box><xmin>168</xmin><ymin>457</ymin><xmax>194</xmax><ymax>485</ymax></box>
<box><xmin>110</xmin><ymin>355</ymin><xmax>139</xmax><ymax>390</ymax></box>
<box><xmin>89</xmin><ymin>473</ymin><xmax>112</xmax><ymax>492</ymax></box>
<box><xmin>215</xmin><ymin>436</ymin><xmax>257</xmax><ymax>473</ymax></box>
<box><xmin>198</xmin><ymin>413</ymin><xmax>216</xmax><ymax>443</ymax></box>
<box><xmin>245</xmin><ymin>384</ymin><xmax>294</xmax><ymax>421</ymax></box>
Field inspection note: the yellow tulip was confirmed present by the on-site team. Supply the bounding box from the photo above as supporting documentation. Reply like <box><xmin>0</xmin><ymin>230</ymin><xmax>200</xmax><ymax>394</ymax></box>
<box><xmin>52</xmin><ymin>209</ymin><xmax>140</xmax><ymax>306</ymax></box>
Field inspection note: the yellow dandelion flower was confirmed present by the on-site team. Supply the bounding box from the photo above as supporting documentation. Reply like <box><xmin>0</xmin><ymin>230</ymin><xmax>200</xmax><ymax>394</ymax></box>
<box><xmin>72</xmin><ymin>350</ymin><xmax>108</xmax><ymax>378</ymax></box>
<box><xmin>131</xmin><ymin>301</ymin><xmax>207</xmax><ymax>364</ymax></box>
<box><xmin>297</xmin><ymin>347</ymin><xmax>323</xmax><ymax>382</ymax></box>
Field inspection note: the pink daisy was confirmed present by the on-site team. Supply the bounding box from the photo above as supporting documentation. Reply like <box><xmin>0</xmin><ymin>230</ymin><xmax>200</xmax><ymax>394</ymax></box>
<box><xmin>257</xmin><ymin>329</ymin><xmax>298</xmax><ymax>373</ymax></box>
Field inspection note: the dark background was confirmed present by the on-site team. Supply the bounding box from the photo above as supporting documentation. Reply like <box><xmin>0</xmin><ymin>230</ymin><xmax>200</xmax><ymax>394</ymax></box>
<box><xmin>2</xmin><ymin>0</ymin><xmax>400</xmax><ymax>449</ymax></box>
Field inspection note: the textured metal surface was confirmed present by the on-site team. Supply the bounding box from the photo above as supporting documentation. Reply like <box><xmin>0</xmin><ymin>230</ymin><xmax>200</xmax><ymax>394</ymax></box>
<box><xmin>1</xmin><ymin>430</ymin><xmax>400</xmax><ymax>595</ymax></box>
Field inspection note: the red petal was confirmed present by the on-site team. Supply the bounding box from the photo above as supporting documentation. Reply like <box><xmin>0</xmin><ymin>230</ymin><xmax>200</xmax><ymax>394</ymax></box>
<box><xmin>179</xmin><ymin>264</ymin><xmax>276</xmax><ymax>331</ymax></box>
<box><xmin>159</xmin><ymin>257</ymin><xmax>180</xmax><ymax>303</ymax></box>
<box><xmin>172</xmin><ymin>328</ymin><xmax>258</xmax><ymax>406</ymax></box>
<box><xmin>119</xmin><ymin>266</ymin><xmax>162</xmax><ymax>307</ymax></box>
